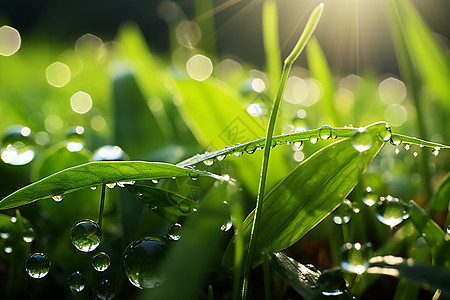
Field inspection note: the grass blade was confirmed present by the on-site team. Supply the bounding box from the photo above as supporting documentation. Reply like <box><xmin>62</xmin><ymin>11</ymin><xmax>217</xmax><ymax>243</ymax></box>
<box><xmin>263</xmin><ymin>0</ymin><xmax>281</xmax><ymax>98</ymax></box>
<box><xmin>428</xmin><ymin>172</ymin><xmax>450</xmax><ymax>213</ymax></box>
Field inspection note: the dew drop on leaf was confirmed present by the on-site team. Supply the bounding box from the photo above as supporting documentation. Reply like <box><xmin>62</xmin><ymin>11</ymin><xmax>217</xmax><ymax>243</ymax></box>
<box><xmin>168</xmin><ymin>223</ymin><xmax>182</xmax><ymax>241</ymax></box>
<box><xmin>123</xmin><ymin>237</ymin><xmax>168</xmax><ymax>289</ymax></box>
<box><xmin>375</xmin><ymin>196</ymin><xmax>409</xmax><ymax>228</ymax></box>
<box><xmin>178</xmin><ymin>201</ymin><xmax>191</xmax><ymax>213</ymax></box>
<box><xmin>217</xmin><ymin>155</ymin><xmax>226</xmax><ymax>161</ymax></box>
<box><xmin>332</xmin><ymin>199</ymin><xmax>353</xmax><ymax>225</ymax></box>
<box><xmin>52</xmin><ymin>195</ymin><xmax>64</xmax><ymax>202</ymax></box>
<box><xmin>292</xmin><ymin>141</ymin><xmax>303</xmax><ymax>151</ymax></box>
<box><xmin>106</xmin><ymin>183</ymin><xmax>116</xmax><ymax>189</ymax></box>
<box><xmin>378</xmin><ymin>123</ymin><xmax>392</xmax><ymax>142</ymax></box>
<box><xmin>70</xmin><ymin>219</ymin><xmax>102</xmax><ymax>252</ymax></box>
<box><xmin>203</xmin><ymin>159</ymin><xmax>214</xmax><ymax>166</ymax></box>
<box><xmin>310</xmin><ymin>137</ymin><xmax>318</xmax><ymax>144</ymax></box>
<box><xmin>351</xmin><ymin>128</ymin><xmax>372</xmax><ymax>152</ymax></box>
<box><xmin>25</xmin><ymin>253</ymin><xmax>50</xmax><ymax>279</ymax></box>
<box><xmin>152</xmin><ymin>179</ymin><xmax>159</xmax><ymax>184</ymax></box>
<box><xmin>233</xmin><ymin>151</ymin><xmax>243</xmax><ymax>157</ymax></box>
<box><xmin>340</xmin><ymin>242</ymin><xmax>372</xmax><ymax>275</ymax></box>
<box><xmin>67</xmin><ymin>271</ymin><xmax>86</xmax><ymax>292</ymax></box>
<box><xmin>319</xmin><ymin>125</ymin><xmax>332</xmax><ymax>140</ymax></box>
<box><xmin>220</xmin><ymin>220</ymin><xmax>233</xmax><ymax>232</ymax></box>
<box><xmin>92</xmin><ymin>251</ymin><xmax>111</xmax><ymax>272</ymax></box>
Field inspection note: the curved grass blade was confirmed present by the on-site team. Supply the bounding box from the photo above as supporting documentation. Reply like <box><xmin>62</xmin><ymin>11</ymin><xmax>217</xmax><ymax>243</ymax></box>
<box><xmin>0</xmin><ymin>161</ymin><xmax>221</xmax><ymax>210</ymax></box>
<box><xmin>428</xmin><ymin>172</ymin><xmax>450</xmax><ymax>213</ymax></box>
<box><xmin>390</xmin><ymin>133</ymin><xmax>450</xmax><ymax>149</ymax></box>
<box><xmin>223</xmin><ymin>122</ymin><xmax>386</xmax><ymax>268</ymax></box>
<box><xmin>367</xmin><ymin>256</ymin><xmax>450</xmax><ymax>295</ymax></box>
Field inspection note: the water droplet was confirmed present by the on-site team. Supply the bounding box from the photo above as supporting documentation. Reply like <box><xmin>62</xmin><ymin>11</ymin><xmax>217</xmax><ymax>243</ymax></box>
<box><xmin>4</xmin><ymin>245</ymin><xmax>13</xmax><ymax>253</ymax></box>
<box><xmin>23</xmin><ymin>227</ymin><xmax>36</xmax><ymax>243</ymax></box>
<box><xmin>351</xmin><ymin>128</ymin><xmax>372</xmax><ymax>152</ymax></box>
<box><xmin>106</xmin><ymin>183</ymin><xmax>116</xmax><ymax>189</ymax></box>
<box><xmin>352</xmin><ymin>202</ymin><xmax>361</xmax><ymax>213</ymax></box>
<box><xmin>25</xmin><ymin>253</ymin><xmax>50</xmax><ymax>278</ymax></box>
<box><xmin>419</xmin><ymin>144</ymin><xmax>424</xmax><ymax>148</ymax></box>
<box><xmin>233</xmin><ymin>151</ymin><xmax>243</xmax><ymax>157</ymax></box>
<box><xmin>93</xmin><ymin>145</ymin><xmax>125</xmax><ymax>161</ymax></box>
<box><xmin>68</xmin><ymin>271</ymin><xmax>86</xmax><ymax>292</ymax></box>
<box><xmin>0</xmin><ymin>226</ymin><xmax>10</xmax><ymax>240</ymax></box>
<box><xmin>123</xmin><ymin>237</ymin><xmax>168</xmax><ymax>289</ymax></box>
<box><xmin>341</xmin><ymin>242</ymin><xmax>372</xmax><ymax>275</ymax></box>
<box><xmin>117</xmin><ymin>181</ymin><xmax>135</xmax><ymax>187</ymax></box>
<box><xmin>333</xmin><ymin>199</ymin><xmax>353</xmax><ymax>225</ymax></box>
<box><xmin>66</xmin><ymin>126</ymin><xmax>85</xmax><ymax>152</ymax></box>
<box><xmin>378</xmin><ymin>123</ymin><xmax>392</xmax><ymax>142</ymax></box>
<box><xmin>97</xmin><ymin>279</ymin><xmax>115</xmax><ymax>300</ymax></box>
<box><xmin>203</xmin><ymin>159</ymin><xmax>214</xmax><ymax>166</ymax></box>
<box><xmin>92</xmin><ymin>251</ymin><xmax>111</xmax><ymax>272</ymax></box>
<box><xmin>149</xmin><ymin>203</ymin><xmax>158</xmax><ymax>210</ymax></box>
<box><xmin>432</xmin><ymin>147</ymin><xmax>440</xmax><ymax>156</ymax></box>
<box><xmin>52</xmin><ymin>195</ymin><xmax>64</xmax><ymax>202</ymax></box>
<box><xmin>189</xmin><ymin>173</ymin><xmax>199</xmax><ymax>181</ymax></box>
<box><xmin>1</xmin><ymin>125</ymin><xmax>35</xmax><ymax>165</ymax></box>
<box><xmin>10</xmin><ymin>216</ymin><xmax>17</xmax><ymax>223</ymax></box>
<box><xmin>310</xmin><ymin>137</ymin><xmax>318</xmax><ymax>144</ymax></box>
<box><xmin>217</xmin><ymin>155</ymin><xmax>226</xmax><ymax>161</ymax></box>
<box><xmin>375</xmin><ymin>196</ymin><xmax>409</xmax><ymax>228</ymax></box>
<box><xmin>220</xmin><ymin>220</ymin><xmax>233</xmax><ymax>232</ymax></box>
<box><xmin>389</xmin><ymin>136</ymin><xmax>402</xmax><ymax>146</ymax></box>
<box><xmin>413</xmin><ymin>151</ymin><xmax>419</xmax><ymax>157</ymax></box>
<box><xmin>362</xmin><ymin>186</ymin><xmax>377</xmax><ymax>207</ymax></box>
<box><xmin>447</xmin><ymin>225</ymin><xmax>450</xmax><ymax>235</ymax></box>
<box><xmin>319</xmin><ymin>125</ymin><xmax>332</xmax><ymax>140</ymax></box>
<box><xmin>245</xmin><ymin>145</ymin><xmax>256</xmax><ymax>154</ymax></box>
<box><xmin>70</xmin><ymin>219</ymin><xmax>102</xmax><ymax>252</ymax></box>
<box><xmin>292</xmin><ymin>141</ymin><xmax>303</xmax><ymax>151</ymax></box>
<box><xmin>152</xmin><ymin>179</ymin><xmax>159</xmax><ymax>184</ymax></box>
<box><xmin>168</xmin><ymin>223</ymin><xmax>182</xmax><ymax>241</ymax></box>
<box><xmin>91</xmin><ymin>186</ymin><xmax>98</xmax><ymax>191</ymax></box>
<box><xmin>404</xmin><ymin>144</ymin><xmax>410</xmax><ymax>151</ymax></box>
<box><xmin>395</xmin><ymin>148</ymin><xmax>400</xmax><ymax>155</ymax></box>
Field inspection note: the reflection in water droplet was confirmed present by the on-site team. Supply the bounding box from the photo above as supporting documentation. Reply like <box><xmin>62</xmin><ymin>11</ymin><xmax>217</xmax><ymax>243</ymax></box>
<box><xmin>23</xmin><ymin>227</ymin><xmax>36</xmax><ymax>243</ymax></box>
<box><xmin>52</xmin><ymin>195</ymin><xmax>64</xmax><ymax>202</ymax></box>
<box><xmin>106</xmin><ymin>183</ymin><xmax>116</xmax><ymax>189</ymax></box>
<box><xmin>378</xmin><ymin>124</ymin><xmax>392</xmax><ymax>142</ymax></box>
<box><xmin>351</xmin><ymin>128</ymin><xmax>372</xmax><ymax>152</ymax></box>
<box><xmin>203</xmin><ymin>159</ymin><xmax>214</xmax><ymax>166</ymax></box>
<box><xmin>68</xmin><ymin>271</ymin><xmax>86</xmax><ymax>292</ymax></box>
<box><xmin>341</xmin><ymin>242</ymin><xmax>372</xmax><ymax>275</ymax></box>
<box><xmin>1</xmin><ymin>125</ymin><xmax>35</xmax><ymax>165</ymax></box>
<box><xmin>233</xmin><ymin>151</ymin><xmax>243</xmax><ymax>157</ymax></box>
<box><xmin>123</xmin><ymin>237</ymin><xmax>168</xmax><ymax>289</ymax></box>
<box><xmin>25</xmin><ymin>253</ymin><xmax>50</xmax><ymax>278</ymax></box>
<box><xmin>404</xmin><ymin>144</ymin><xmax>410</xmax><ymax>151</ymax></box>
<box><xmin>245</xmin><ymin>145</ymin><xmax>256</xmax><ymax>154</ymax></box>
<box><xmin>97</xmin><ymin>280</ymin><xmax>116</xmax><ymax>300</ymax></box>
<box><xmin>333</xmin><ymin>199</ymin><xmax>353</xmax><ymax>225</ymax></box>
<box><xmin>292</xmin><ymin>141</ymin><xmax>303</xmax><ymax>151</ymax></box>
<box><xmin>70</xmin><ymin>219</ymin><xmax>102</xmax><ymax>252</ymax></box>
<box><xmin>168</xmin><ymin>223</ymin><xmax>182</xmax><ymax>241</ymax></box>
<box><xmin>220</xmin><ymin>220</ymin><xmax>233</xmax><ymax>232</ymax></box>
<box><xmin>92</xmin><ymin>251</ymin><xmax>111</xmax><ymax>272</ymax></box>
<box><xmin>310</xmin><ymin>137</ymin><xmax>318</xmax><ymax>144</ymax></box>
<box><xmin>375</xmin><ymin>196</ymin><xmax>409</xmax><ymax>228</ymax></box>
<box><xmin>319</xmin><ymin>125</ymin><xmax>332</xmax><ymax>140</ymax></box>
<box><xmin>10</xmin><ymin>217</ymin><xmax>17</xmax><ymax>223</ymax></box>
<box><xmin>4</xmin><ymin>245</ymin><xmax>13</xmax><ymax>253</ymax></box>
<box><xmin>432</xmin><ymin>147</ymin><xmax>440</xmax><ymax>157</ymax></box>
<box><xmin>152</xmin><ymin>179</ymin><xmax>159</xmax><ymax>184</ymax></box>
<box><xmin>362</xmin><ymin>186</ymin><xmax>377</xmax><ymax>207</ymax></box>
<box><xmin>93</xmin><ymin>145</ymin><xmax>125</xmax><ymax>161</ymax></box>
<box><xmin>91</xmin><ymin>186</ymin><xmax>97</xmax><ymax>191</ymax></box>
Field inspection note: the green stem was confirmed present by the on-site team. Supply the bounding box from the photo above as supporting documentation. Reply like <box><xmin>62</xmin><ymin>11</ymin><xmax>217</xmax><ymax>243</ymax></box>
<box><xmin>98</xmin><ymin>184</ymin><xmax>106</xmax><ymax>229</ymax></box>
<box><xmin>240</xmin><ymin>4</ymin><xmax>324</xmax><ymax>299</ymax></box>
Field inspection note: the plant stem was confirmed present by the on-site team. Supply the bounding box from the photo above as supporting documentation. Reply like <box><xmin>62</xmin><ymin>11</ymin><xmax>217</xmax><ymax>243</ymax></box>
<box><xmin>98</xmin><ymin>184</ymin><xmax>106</xmax><ymax>229</ymax></box>
<box><xmin>240</xmin><ymin>4</ymin><xmax>324</xmax><ymax>299</ymax></box>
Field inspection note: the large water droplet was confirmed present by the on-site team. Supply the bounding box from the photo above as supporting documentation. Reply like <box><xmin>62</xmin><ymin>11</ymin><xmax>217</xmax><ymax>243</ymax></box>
<box><xmin>378</xmin><ymin>123</ymin><xmax>392</xmax><ymax>142</ymax></box>
<box><xmin>123</xmin><ymin>237</ymin><xmax>168</xmax><ymax>289</ymax></box>
<box><xmin>375</xmin><ymin>196</ymin><xmax>409</xmax><ymax>228</ymax></box>
<box><xmin>341</xmin><ymin>242</ymin><xmax>372</xmax><ymax>275</ymax></box>
<box><xmin>92</xmin><ymin>251</ymin><xmax>111</xmax><ymax>272</ymax></box>
<box><xmin>1</xmin><ymin>125</ymin><xmax>35</xmax><ymax>165</ymax></box>
<box><xmin>70</xmin><ymin>219</ymin><xmax>102</xmax><ymax>252</ymax></box>
<box><xmin>333</xmin><ymin>199</ymin><xmax>353</xmax><ymax>225</ymax></box>
<box><xmin>66</xmin><ymin>126</ymin><xmax>85</xmax><ymax>152</ymax></box>
<box><xmin>362</xmin><ymin>186</ymin><xmax>377</xmax><ymax>207</ymax></box>
<box><xmin>390</xmin><ymin>136</ymin><xmax>401</xmax><ymax>146</ymax></box>
<box><xmin>351</xmin><ymin>128</ymin><xmax>372</xmax><ymax>152</ymax></box>
<box><xmin>52</xmin><ymin>195</ymin><xmax>64</xmax><ymax>202</ymax></box>
<box><xmin>68</xmin><ymin>271</ymin><xmax>86</xmax><ymax>292</ymax></box>
<box><xmin>25</xmin><ymin>253</ymin><xmax>50</xmax><ymax>278</ymax></box>
<box><xmin>97</xmin><ymin>279</ymin><xmax>115</xmax><ymax>300</ymax></box>
<box><xmin>168</xmin><ymin>223</ymin><xmax>182</xmax><ymax>241</ymax></box>
<box><xmin>93</xmin><ymin>145</ymin><xmax>125</xmax><ymax>161</ymax></box>
<box><xmin>22</xmin><ymin>227</ymin><xmax>36</xmax><ymax>243</ymax></box>
<box><xmin>319</xmin><ymin>125</ymin><xmax>332</xmax><ymax>140</ymax></box>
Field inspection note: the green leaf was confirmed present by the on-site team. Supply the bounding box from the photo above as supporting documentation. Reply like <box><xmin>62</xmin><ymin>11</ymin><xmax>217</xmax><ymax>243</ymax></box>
<box><xmin>0</xmin><ymin>161</ymin><xmax>220</xmax><ymax>210</ymax></box>
<box><xmin>223</xmin><ymin>122</ymin><xmax>386</xmax><ymax>268</ymax></box>
<box><xmin>429</xmin><ymin>172</ymin><xmax>450</xmax><ymax>213</ymax></box>
<box><xmin>367</xmin><ymin>256</ymin><xmax>450</xmax><ymax>295</ymax></box>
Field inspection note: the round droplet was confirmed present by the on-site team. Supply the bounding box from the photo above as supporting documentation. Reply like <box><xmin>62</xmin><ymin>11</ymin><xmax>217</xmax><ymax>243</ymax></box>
<box><xmin>319</xmin><ymin>125</ymin><xmax>332</xmax><ymax>140</ymax></box>
<box><xmin>362</xmin><ymin>186</ymin><xmax>377</xmax><ymax>207</ymax></box>
<box><xmin>217</xmin><ymin>155</ymin><xmax>226</xmax><ymax>161</ymax></box>
<box><xmin>220</xmin><ymin>220</ymin><xmax>233</xmax><ymax>232</ymax></box>
<box><xmin>22</xmin><ymin>227</ymin><xmax>36</xmax><ymax>243</ymax></box>
<box><xmin>123</xmin><ymin>237</ymin><xmax>168</xmax><ymax>289</ymax></box>
<box><xmin>66</xmin><ymin>126</ymin><xmax>85</xmax><ymax>152</ymax></box>
<box><xmin>151</xmin><ymin>179</ymin><xmax>159</xmax><ymax>184</ymax></box>
<box><xmin>91</xmin><ymin>186</ymin><xmax>98</xmax><ymax>191</ymax></box>
<box><xmin>378</xmin><ymin>123</ymin><xmax>392</xmax><ymax>142</ymax></box>
<box><xmin>341</xmin><ymin>242</ymin><xmax>372</xmax><ymax>275</ymax></box>
<box><xmin>351</xmin><ymin>128</ymin><xmax>372</xmax><ymax>152</ymax></box>
<box><xmin>233</xmin><ymin>151</ymin><xmax>243</xmax><ymax>157</ymax></box>
<box><xmin>10</xmin><ymin>216</ymin><xmax>17</xmax><ymax>223</ymax></box>
<box><xmin>310</xmin><ymin>137</ymin><xmax>318</xmax><ymax>144</ymax></box>
<box><xmin>97</xmin><ymin>280</ymin><xmax>115</xmax><ymax>300</ymax></box>
<box><xmin>390</xmin><ymin>136</ymin><xmax>402</xmax><ymax>146</ymax></box>
<box><xmin>245</xmin><ymin>145</ymin><xmax>256</xmax><ymax>154</ymax></box>
<box><xmin>431</xmin><ymin>147</ymin><xmax>440</xmax><ymax>157</ymax></box>
<box><xmin>52</xmin><ymin>195</ymin><xmax>64</xmax><ymax>202</ymax></box>
<box><xmin>375</xmin><ymin>196</ymin><xmax>409</xmax><ymax>228</ymax></box>
<box><xmin>447</xmin><ymin>225</ymin><xmax>450</xmax><ymax>235</ymax></box>
<box><xmin>404</xmin><ymin>144</ymin><xmax>410</xmax><ymax>151</ymax></box>
<box><xmin>4</xmin><ymin>245</ymin><xmax>13</xmax><ymax>253</ymax></box>
<box><xmin>203</xmin><ymin>159</ymin><xmax>214</xmax><ymax>166</ymax></box>
<box><xmin>25</xmin><ymin>253</ymin><xmax>50</xmax><ymax>279</ymax></box>
<box><xmin>70</xmin><ymin>219</ymin><xmax>102</xmax><ymax>252</ymax></box>
<box><xmin>92</xmin><ymin>251</ymin><xmax>111</xmax><ymax>272</ymax></box>
<box><xmin>1</xmin><ymin>125</ymin><xmax>35</xmax><ymax>166</ymax></box>
<box><xmin>106</xmin><ymin>183</ymin><xmax>117</xmax><ymax>189</ymax></box>
<box><xmin>93</xmin><ymin>145</ymin><xmax>125</xmax><ymax>161</ymax></box>
<box><xmin>333</xmin><ymin>199</ymin><xmax>353</xmax><ymax>225</ymax></box>
<box><xmin>68</xmin><ymin>271</ymin><xmax>86</xmax><ymax>292</ymax></box>
<box><xmin>168</xmin><ymin>223</ymin><xmax>182</xmax><ymax>241</ymax></box>
<box><xmin>292</xmin><ymin>141</ymin><xmax>303</xmax><ymax>151</ymax></box>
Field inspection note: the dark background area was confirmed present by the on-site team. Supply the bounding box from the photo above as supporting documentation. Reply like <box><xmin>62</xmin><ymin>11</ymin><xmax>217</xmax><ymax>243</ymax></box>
<box><xmin>0</xmin><ymin>0</ymin><xmax>449</xmax><ymax>75</ymax></box>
